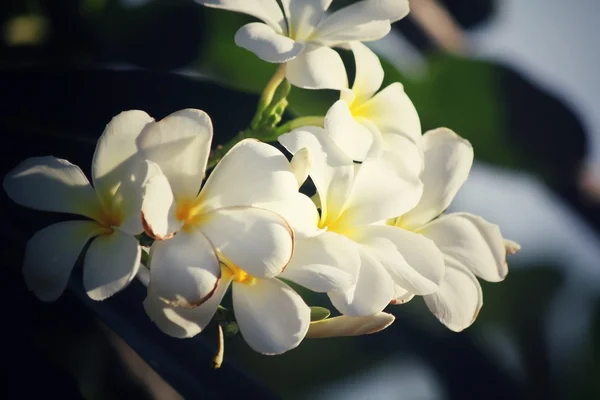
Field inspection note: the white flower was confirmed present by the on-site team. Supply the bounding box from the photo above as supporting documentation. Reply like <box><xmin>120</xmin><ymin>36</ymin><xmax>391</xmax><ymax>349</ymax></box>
<box><xmin>196</xmin><ymin>0</ymin><xmax>409</xmax><ymax>90</ymax></box>
<box><xmin>389</xmin><ymin>128</ymin><xmax>520</xmax><ymax>331</ymax></box>
<box><xmin>3</xmin><ymin>111</ymin><xmax>156</xmax><ymax>301</ymax></box>
<box><xmin>138</xmin><ymin>109</ymin><xmax>312</xmax><ymax>354</ymax></box>
<box><xmin>329</xmin><ymin>41</ymin><xmax>422</xmax><ymax>178</ymax></box>
<box><xmin>306</xmin><ymin>312</ymin><xmax>395</xmax><ymax>339</ymax></box>
<box><xmin>277</xmin><ymin>123</ymin><xmax>446</xmax><ymax>317</ymax></box>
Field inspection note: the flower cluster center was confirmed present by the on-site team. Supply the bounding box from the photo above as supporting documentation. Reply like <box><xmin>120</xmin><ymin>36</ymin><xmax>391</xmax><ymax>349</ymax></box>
<box><xmin>224</xmin><ymin>261</ymin><xmax>257</xmax><ymax>285</ymax></box>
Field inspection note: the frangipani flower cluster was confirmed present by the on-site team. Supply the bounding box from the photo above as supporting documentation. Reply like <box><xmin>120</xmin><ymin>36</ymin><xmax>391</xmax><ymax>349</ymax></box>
<box><xmin>4</xmin><ymin>0</ymin><xmax>519</xmax><ymax>360</ymax></box>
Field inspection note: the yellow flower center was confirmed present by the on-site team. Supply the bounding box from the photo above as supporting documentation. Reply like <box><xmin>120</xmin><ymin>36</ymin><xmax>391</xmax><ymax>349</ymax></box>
<box><xmin>225</xmin><ymin>262</ymin><xmax>257</xmax><ymax>285</ymax></box>
<box><xmin>175</xmin><ymin>197</ymin><xmax>207</xmax><ymax>230</ymax></box>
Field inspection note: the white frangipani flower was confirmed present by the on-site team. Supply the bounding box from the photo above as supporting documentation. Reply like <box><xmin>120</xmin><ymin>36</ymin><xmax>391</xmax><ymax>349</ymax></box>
<box><xmin>3</xmin><ymin>111</ymin><xmax>156</xmax><ymax>301</ymax></box>
<box><xmin>390</xmin><ymin>128</ymin><xmax>520</xmax><ymax>331</ymax></box>
<box><xmin>138</xmin><ymin>109</ymin><xmax>313</xmax><ymax>354</ymax></box>
<box><xmin>330</xmin><ymin>41</ymin><xmax>423</xmax><ymax>177</ymax></box>
<box><xmin>278</xmin><ymin>123</ymin><xmax>446</xmax><ymax>317</ymax></box>
<box><xmin>196</xmin><ymin>0</ymin><xmax>410</xmax><ymax>90</ymax></box>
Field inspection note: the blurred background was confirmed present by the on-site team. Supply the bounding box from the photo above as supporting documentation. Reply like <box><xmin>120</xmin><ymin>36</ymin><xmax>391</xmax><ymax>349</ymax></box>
<box><xmin>1</xmin><ymin>0</ymin><xmax>599</xmax><ymax>399</ymax></box>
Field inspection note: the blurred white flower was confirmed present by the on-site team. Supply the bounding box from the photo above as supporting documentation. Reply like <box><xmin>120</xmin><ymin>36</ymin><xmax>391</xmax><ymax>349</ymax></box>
<box><xmin>3</xmin><ymin>110</ymin><xmax>156</xmax><ymax>301</ymax></box>
<box><xmin>196</xmin><ymin>0</ymin><xmax>409</xmax><ymax>90</ymax></box>
<box><xmin>278</xmin><ymin>123</ymin><xmax>445</xmax><ymax>317</ymax></box>
<box><xmin>390</xmin><ymin>128</ymin><xmax>519</xmax><ymax>331</ymax></box>
<box><xmin>331</xmin><ymin>41</ymin><xmax>422</xmax><ymax>178</ymax></box>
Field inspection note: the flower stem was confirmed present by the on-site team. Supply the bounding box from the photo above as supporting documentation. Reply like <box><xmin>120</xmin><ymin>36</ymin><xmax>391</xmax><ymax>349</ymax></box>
<box><xmin>250</xmin><ymin>64</ymin><xmax>288</xmax><ymax>129</ymax></box>
<box><xmin>211</xmin><ymin>324</ymin><xmax>225</xmax><ymax>369</ymax></box>
<box><xmin>269</xmin><ymin>116</ymin><xmax>325</xmax><ymax>139</ymax></box>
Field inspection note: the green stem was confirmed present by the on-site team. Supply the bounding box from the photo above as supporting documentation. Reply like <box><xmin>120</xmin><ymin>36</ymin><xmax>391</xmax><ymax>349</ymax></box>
<box><xmin>250</xmin><ymin>64</ymin><xmax>288</xmax><ymax>129</ymax></box>
<box><xmin>269</xmin><ymin>116</ymin><xmax>325</xmax><ymax>139</ymax></box>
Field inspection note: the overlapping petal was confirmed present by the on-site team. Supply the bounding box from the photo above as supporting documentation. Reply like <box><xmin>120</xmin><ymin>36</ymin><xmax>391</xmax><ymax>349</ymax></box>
<box><xmin>420</xmin><ymin>213</ymin><xmax>509</xmax><ymax>282</ymax></box>
<box><xmin>340</xmin><ymin>154</ymin><xmax>423</xmax><ymax>228</ymax></box>
<box><xmin>280</xmin><ymin>232</ymin><xmax>360</xmax><ymax>293</ymax></box>
<box><xmin>3</xmin><ymin>157</ymin><xmax>103</xmax><ymax>221</ymax></box>
<box><xmin>348</xmin><ymin>41</ymin><xmax>384</xmax><ymax>104</ymax></box>
<box><xmin>285</xmin><ymin>44</ymin><xmax>348</xmax><ymax>90</ymax></box>
<box><xmin>328</xmin><ymin>246</ymin><xmax>395</xmax><ymax>316</ymax></box>
<box><xmin>257</xmin><ymin>193</ymin><xmax>322</xmax><ymax>239</ymax></box>
<box><xmin>399</xmin><ymin>128</ymin><xmax>473</xmax><ymax>230</ymax></box>
<box><xmin>279</xmin><ymin>127</ymin><xmax>354</xmax><ymax>223</ymax></box>
<box><xmin>280</xmin><ymin>0</ymin><xmax>331</xmax><ymax>40</ymax></box>
<box><xmin>351</xmin><ymin>225</ymin><xmax>445</xmax><ymax>295</ymax></box>
<box><xmin>149</xmin><ymin>229</ymin><xmax>220</xmax><ymax>308</ymax></box>
<box><xmin>195</xmin><ymin>0</ymin><xmax>286</xmax><ymax>33</ymax></box>
<box><xmin>423</xmin><ymin>257</ymin><xmax>482</xmax><ymax>332</ymax></box>
<box><xmin>354</xmin><ymin>82</ymin><xmax>421</xmax><ymax>143</ymax></box>
<box><xmin>22</xmin><ymin>221</ymin><xmax>104</xmax><ymax>302</ymax></box>
<box><xmin>200</xmin><ymin>206</ymin><xmax>293</xmax><ymax>279</ymax></box>
<box><xmin>140</xmin><ymin>171</ymin><xmax>182</xmax><ymax>240</ymax></box>
<box><xmin>326</xmin><ymin>100</ymin><xmax>376</xmax><ymax>161</ymax></box>
<box><xmin>83</xmin><ymin>230</ymin><xmax>141</xmax><ymax>300</ymax></box>
<box><xmin>235</xmin><ymin>22</ymin><xmax>304</xmax><ymax>63</ymax></box>
<box><xmin>200</xmin><ymin>139</ymin><xmax>298</xmax><ymax>210</ymax></box>
<box><xmin>92</xmin><ymin>110</ymin><xmax>154</xmax><ymax>202</ymax></box>
<box><xmin>137</xmin><ymin>109</ymin><xmax>213</xmax><ymax>202</ymax></box>
<box><xmin>144</xmin><ymin>272</ymin><xmax>234</xmax><ymax>338</ymax></box>
<box><xmin>233</xmin><ymin>278</ymin><xmax>311</xmax><ymax>355</ymax></box>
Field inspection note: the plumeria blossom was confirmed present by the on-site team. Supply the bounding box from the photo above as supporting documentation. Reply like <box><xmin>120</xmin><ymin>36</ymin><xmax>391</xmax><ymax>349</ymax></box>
<box><xmin>3</xmin><ymin>111</ymin><xmax>156</xmax><ymax>301</ymax></box>
<box><xmin>389</xmin><ymin>128</ymin><xmax>520</xmax><ymax>331</ymax></box>
<box><xmin>138</xmin><ymin>109</ymin><xmax>315</xmax><ymax>354</ymax></box>
<box><xmin>330</xmin><ymin>41</ymin><xmax>423</xmax><ymax>179</ymax></box>
<box><xmin>196</xmin><ymin>0</ymin><xmax>409</xmax><ymax>90</ymax></box>
<box><xmin>277</xmin><ymin>122</ymin><xmax>446</xmax><ymax>317</ymax></box>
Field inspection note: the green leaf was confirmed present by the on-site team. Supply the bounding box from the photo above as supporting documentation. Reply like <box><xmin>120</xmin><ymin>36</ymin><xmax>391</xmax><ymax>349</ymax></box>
<box><xmin>310</xmin><ymin>306</ymin><xmax>331</xmax><ymax>322</ymax></box>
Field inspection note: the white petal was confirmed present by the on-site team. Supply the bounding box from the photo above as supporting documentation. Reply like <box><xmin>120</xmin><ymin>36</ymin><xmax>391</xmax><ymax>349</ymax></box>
<box><xmin>349</xmin><ymin>41</ymin><xmax>384</xmax><ymax>104</ymax></box>
<box><xmin>140</xmin><ymin>171</ymin><xmax>183</xmax><ymax>240</ymax></box>
<box><xmin>22</xmin><ymin>221</ymin><xmax>103</xmax><ymax>302</ymax></box>
<box><xmin>316</xmin><ymin>0</ymin><xmax>409</xmax><ymax>43</ymax></box>
<box><xmin>280</xmin><ymin>0</ymin><xmax>331</xmax><ymax>40</ymax></box>
<box><xmin>424</xmin><ymin>258</ymin><xmax>482</xmax><ymax>332</ymax></box>
<box><xmin>419</xmin><ymin>212</ymin><xmax>510</xmax><ymax>282</ymax></box>
<box><xmin>149</xmin><ymin>229</ymin><xmax>220</xmax><ymax>308</ymax></box>
<box><xmin>315</xmin><ymin>21</ymin><xmax>390</xmax><ymax>46</ymax></box>
<box><xmin>200</xmin><ymin>206</ymin><xmax>293</xmax><ymax>278</ymax></box>
<box><xmin>92</xmin><ymin>110</ymin><xmax>154</xmax><ymax>203</ymax></box>
<box><xmin>285</xmin><ymin>44</ymin><xmax>348</xmax><ymax>90</ymax></box>
<box><xmin>340</xmin><ymin>153</ymin><xmax>423</xmax><ymax>227</ymax></box>
<box><xmin>137</xmin><ymin>109</ymin><xmax>212</xmax><ymax>202</ymax></box>
<box><xmin>144</xmin><ymin>274</ymin><xmax>233</xmax><ymax>338</ymax></box>
<box><xmin>257</xmin><ymin>193</ymin><xmax>322</xmax><ymax>239</ymax></box>
<box><xmin>351</xmin><ymin>225</ymin><xmax>445</xmax><ymax>295</ymax></box>
<box><xmin>328</xmin><ymin>246</ymin><xmax>395</xmax><ymax>316</ymax></box>
<box><xmin>279</xmin><ymin>127</ymin><xmax>354</xmax><ymax>224</ymax></box>
<box><xmin>235</xmin><ymin>22</ymin><xmax>304</xmax><ymax>63</ymax></box>
<box><xmin>200</xmin><ymin>139</ymin><xmax>298</xmax><ymax>210</ymax></box>
<box><xmin>391</xmin><ymin>285</ymin><xmax>415</xmax><ymax>305</ymax></box>
<box><xmin>306</xmin><ymin>312</ymin><xmax>395</xmax><ymax>338</ymax></box>
<box><xmin>280</xmin><ymin>232</ymin><xmax>360</xmax><ymax>293</ymax></box>
<box><xmin>325</xmin><ymin>100</ymin><xmax>375</xmax><ymax>161</ymax></box>
<box><xmin>3</xmin><ymin>157</ymin><xmax>103</xmax><ymax>221</ymax></box>
<box><xmin>355</xmin><ymin>82</ymin><xmax>421</xmax><ymax>142</ymax></box>
<box><xmin>196</xmin><ymin>0</ymin><xmax>286</xmax><ymax>33</ymax></box>
<box><xmin>290</xmin><ymin>147</ymin><xmax>311</xmax><ymax>188</ymax></box>
<box><xmin>112</xmin><ymin>160</ymin><xmax>158</xmax><ymax>236</ymax></box>
<box><xmin>314</xmin><ymin>0</ymin><xmax>409</xmax><ymax>45</ymax></box>
<box><xmin>382</xmin><ymin>133</ymin><xmax>424</xmax><ymax>178</ymax></box>
<box><xmin>83</xmin><ymin>230</ymin><xmax>141</xmax><ymax>300</ymax></box>
<box><xmin>232</xmin><ymin>278</ymin><xmax>311</xmax><ymax>355</ymax></box>
<box><xmin>399</xmin><ymin>128</ymin><xmax>473</xmax><ymax>230</ymax></box>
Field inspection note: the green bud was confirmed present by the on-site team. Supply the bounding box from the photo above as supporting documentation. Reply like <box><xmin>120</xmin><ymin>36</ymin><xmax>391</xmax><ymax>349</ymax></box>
<box><xmin>223</xmin><ymin>321</ymin><xmax>239</xmax><ymax>337</ymax></box>
<box><xmin>310</xmin><ymin>306</ymin><xmax>331</xmax><ymax>321</ymax></box>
